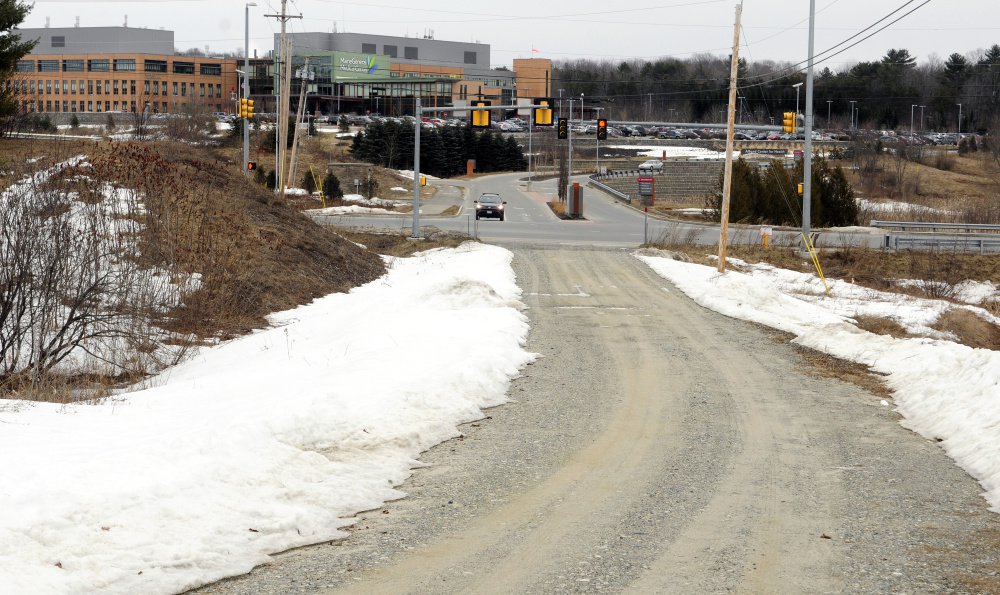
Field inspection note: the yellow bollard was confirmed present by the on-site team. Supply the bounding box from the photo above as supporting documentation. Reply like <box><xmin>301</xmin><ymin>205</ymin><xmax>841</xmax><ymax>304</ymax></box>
<box><xmin>761</xmin><ymin>225</ymin><xmax>772</xmax><ymax>249</ymax></box>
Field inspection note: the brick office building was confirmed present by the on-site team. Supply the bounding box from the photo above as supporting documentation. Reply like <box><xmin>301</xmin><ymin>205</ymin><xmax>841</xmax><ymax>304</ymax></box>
<box><xmin>10</xmin><ymin>26</ymin><xmax>238</xmax><ymax>115</ymax></box>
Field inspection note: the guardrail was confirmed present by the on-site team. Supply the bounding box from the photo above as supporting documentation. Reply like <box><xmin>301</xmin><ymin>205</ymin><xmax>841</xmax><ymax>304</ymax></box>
<box><xmin>870</xmin><ymin>220</ymin><xmax>1000</xmax><ymax>233</ymax></box>
<box><xmin>588</xmin><ymin>175</ymin><xmax>631</xmax><ymax>203</ymax></box>
<box><xmin>884</xmin><ymin>233</ymin><xmax>1000</xmax><ymax>253</ymax></box>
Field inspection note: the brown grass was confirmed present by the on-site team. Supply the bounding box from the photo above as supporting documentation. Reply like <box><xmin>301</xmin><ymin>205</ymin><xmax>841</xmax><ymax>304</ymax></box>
<box><xmin>932</xmin><ymin>309</ymin><xmax>1000</xmax><ymax>350</ymax></box>
<box><xmin>334</xmin><ymin>229</ymin><xmax>471</xmax><ymax>258</ymax></box>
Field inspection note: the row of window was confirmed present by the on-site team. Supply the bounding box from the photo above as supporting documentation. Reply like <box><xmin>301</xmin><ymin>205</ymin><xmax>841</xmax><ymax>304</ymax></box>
<box><xmin>17</xmin><ymin>59</ymin><xmax>223</xmax><ymax>76</ymax></box>
<box><xmin>7</xmin><ymin>79</ymin><xmax>225</xmax><ymax>98</ymax></box>
<box><xmin>355</xmin><ymin>43</ymin><xmax>477</xmax><ymax>65</ymax></box>
<box><xmin>21</xmin><ymin>100</ymin><xmax>227</xmax><ymax>114</ymax></box>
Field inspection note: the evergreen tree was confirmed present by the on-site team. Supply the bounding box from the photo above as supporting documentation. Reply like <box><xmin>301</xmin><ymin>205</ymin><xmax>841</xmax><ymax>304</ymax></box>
<box><xmin>0</xmin><ymin>1</ymin><xmax>36</xmax><ymax>122</ymax></box>
<box><xmin>265</xmin><ymin>170</ymin><xmax>276</xmax><ymax>190</ymax></box>
<box><xmin>301</xmin><ymin>170</ymin><xmax>316</xmax><ymax>193</ymax></box>
<box><xmin>69</xmin><ymin>113</ymin><xmax>80</xmax><ymax>129</ymax></box>
<box><xmin>322</xmin><ymin>172</ymin><xmax>343</xmax><ymax>199</ymax></box>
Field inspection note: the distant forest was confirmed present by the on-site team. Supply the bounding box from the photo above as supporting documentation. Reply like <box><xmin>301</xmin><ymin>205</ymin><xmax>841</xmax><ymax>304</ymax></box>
<box><xmin>551</xmin><ymin>46</ymin><xmax>1000</xmax><ymax>133</ymax></box>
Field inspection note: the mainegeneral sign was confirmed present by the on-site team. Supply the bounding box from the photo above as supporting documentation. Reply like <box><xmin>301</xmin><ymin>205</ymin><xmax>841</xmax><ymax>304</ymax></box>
<box><xmin>333</xmin><ymin>52</ymin><xmax>388</xmax><ymax>79</ymax></box>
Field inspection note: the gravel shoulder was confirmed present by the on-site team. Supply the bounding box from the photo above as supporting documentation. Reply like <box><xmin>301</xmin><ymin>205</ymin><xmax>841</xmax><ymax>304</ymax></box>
<box><xmin>195</xmin><ymin>245</ymin><xmax>1000</xmax><ymax>594</ymax></box>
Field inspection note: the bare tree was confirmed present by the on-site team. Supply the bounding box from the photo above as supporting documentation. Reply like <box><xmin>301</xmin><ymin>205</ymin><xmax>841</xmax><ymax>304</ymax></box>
<box><xmin>0</xmin><ymin>150</ymin><xmax>191</xmax><ymax>390</ymax></box>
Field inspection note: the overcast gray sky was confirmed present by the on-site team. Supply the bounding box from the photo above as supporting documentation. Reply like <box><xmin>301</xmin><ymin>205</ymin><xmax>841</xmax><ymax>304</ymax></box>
<box><xmin>19</xmin><ymin>0</ymin><xmax>1000</xmax><ymax>69</ymax></box>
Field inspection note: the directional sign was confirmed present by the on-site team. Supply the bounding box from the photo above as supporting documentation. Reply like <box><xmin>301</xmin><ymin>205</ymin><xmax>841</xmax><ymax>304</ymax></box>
<box><xmin>637</xmin><ymin>177</ymin><xmax>655</xmax><ymax>196</ymax></box>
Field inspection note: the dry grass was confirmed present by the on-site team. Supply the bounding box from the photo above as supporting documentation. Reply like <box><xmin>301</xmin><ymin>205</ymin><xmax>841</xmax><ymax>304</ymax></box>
<box><xmin>335</xmin><ymin>229</ymin><xmax>472</xmax><ymax>257</ymax></box>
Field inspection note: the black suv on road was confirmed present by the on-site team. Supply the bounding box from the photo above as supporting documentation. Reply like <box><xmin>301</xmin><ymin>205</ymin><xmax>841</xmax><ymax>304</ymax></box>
<box><xmin>475</xmin><ymin>193</ymin><xmax>507</xmax><ymax>221</ymax></box>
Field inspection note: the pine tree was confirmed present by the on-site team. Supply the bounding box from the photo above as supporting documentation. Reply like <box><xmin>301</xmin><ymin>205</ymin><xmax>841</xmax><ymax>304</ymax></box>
<box><xmin>0</xmin><ymin>1</ymin><xmax>36</xmax><ymax>121</ymax></box>
<box><xmin>322</xmin><ymin>172</ymin><xmax>343</xmax><ymax>199</ymax></box>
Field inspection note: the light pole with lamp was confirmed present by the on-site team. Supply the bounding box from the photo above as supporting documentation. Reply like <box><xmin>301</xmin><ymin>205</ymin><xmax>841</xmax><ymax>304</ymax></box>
<box><xmin>957</xmin><ymin>103</ymin><xmax>962</xmax><ymax>135</ymax></box>
<box><xmin>793</xmin><ymin>82</ymin><xmax>803</xmax><ymax>118</ymax></box>
<box><xmin>826</xmin><ymin>100</ymin><xmax>832</xmax><ymax>128</ymax></box>
<box><xmin>910</xmin><ymin>104</ymin><xmax>918</xmax><ymax>136</ymax></box>
<box><xmin>849</xmin><ymin>100</ymin><xmax>857</xmax><ymax>131</ymax></box>
<box><xmin>919</xmin><ymin>105</ymin><xmax>926</xmax><ymax>132</ymax></box>
<box><xmin>243</xmin><ymin>2</ymin><xmax>256</xmax><ymax>176</ymax></box>
<box><xmin>580</xmin><ymin>93</ymin><xmax>584</xmax><ymax>122</ymax></box>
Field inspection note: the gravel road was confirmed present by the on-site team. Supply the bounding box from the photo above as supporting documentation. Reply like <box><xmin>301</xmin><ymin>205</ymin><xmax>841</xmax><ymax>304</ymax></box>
<box><xmin>196</xmin><ymin>245</ymin><xmax>1000</xmax><ymax>594</ymax></box>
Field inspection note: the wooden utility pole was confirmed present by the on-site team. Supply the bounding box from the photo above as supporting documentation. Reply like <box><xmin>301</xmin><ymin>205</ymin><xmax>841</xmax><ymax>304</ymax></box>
<box><xmin>287</xmin><ymin>57</ymin><xmax>310</xmax><ymax>191</ymax></box>
<box><xmin>717</xmin><ymin>2</ymin><xmax>743</xmax><ymax>273</ymax></box>
<box><xmin>264</xmin><ymin>0</ymin><xmax>301</xmax><ymax>196</ymax></box>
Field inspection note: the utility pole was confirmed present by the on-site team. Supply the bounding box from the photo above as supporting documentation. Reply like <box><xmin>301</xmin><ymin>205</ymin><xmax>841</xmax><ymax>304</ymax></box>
<box><xmin>803</xmin><ymin>0</ymin><xmax>816</xmax><ymax>243</ymax></box>
<box><xmin>717</xmin><ymin>1</ymin><xmax>743</xmax><ymax>273</ymax></box>
<box><xmin>287</xmin><ymin>57</ymin><xmax>310</xmax><ymax>191</ymax></box>
<box><xmin>264</xmin><ymin>0</ymin><xmax>301</xmax><ymax>195</ymax></box>
<box><xmin>957</xmin><ymin>103</ymin><xmax>962</xmax><ymax>135</ymax></box>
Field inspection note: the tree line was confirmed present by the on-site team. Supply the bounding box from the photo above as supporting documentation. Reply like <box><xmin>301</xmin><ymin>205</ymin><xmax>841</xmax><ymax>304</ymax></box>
<box><xmin>553</xmin><ymin>46</ymin><xmax>1000</xmax><ymax>133</ymax></box>
<box><xmin>350</xmin><ymin>120</ymin><xmax>527</xmax><ymax>178</ymax></box>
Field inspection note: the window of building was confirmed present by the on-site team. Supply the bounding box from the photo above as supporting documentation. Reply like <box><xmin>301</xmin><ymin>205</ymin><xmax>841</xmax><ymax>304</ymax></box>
<box><xmin>113</xmin><ymin>59</ymin><xmax>136</xmax><ymax>72</ymax></box>
<box><xmin>16</xmin><ymin>60</ymin><xmax>33</xmax><ymax>72</ymax></box>
<box><xmin>88</xmin><ymin>80</ymin><xmax>93</xmax><ymax>94</ymax></box>
<box><xmin>79</xmin><ymin>79</ymin><xmax>84</xmax><ymax>94</ymax></box>
<box><xmin>215</xmin><ymin>84</ymin><xmax>221</xmax><ymax>97</ymax></box>
<box><xmin>404</xmin><ymin>46</ymin><xmax>418</xmax><ymax>59</ymax></box>
<box><xmin>51</xmin><ymin>36</ymin><xmax>65</xmax><ymax>48</ymax></box>
<box><xmin>88</xmin><ymin>59</ymin><xmax>109</xmax><ymax>72</ymax></box>
<box><xmin>130</xmin><ymin>80</ymin><xmax>136</xmax><ymax>95</ymax></box>
<box><xmin>173</xmin><ymin>61</ymin><xmax>195</xmax><ymax>75</ymax></box>
<box><xmin>144</xmin><ymin>59</ymin><xmax>167</xmax><ymax>73</ymax></box>
<box><xmin>45</xmin><ymin>100</ymin><xmax>51</xmax><ymax>111</ymax></box>
<box><xmin>144</xmin><ymin>80</ymin><xmax>150</xmax><ymax>94</ymax></box>
<box><xmin>181</xmin><ymin>82</ymin><xmax>187</xmax><ymax>96</ymax></box>
<box><xmin>55</xmin><ymin>100</ymin><xmax>60</xmax><ymax>111</ymax></box>
<box><xmin>71</xmin><ymin>80</ymin><xmax>77</xmax><ymax>93</ymax></box>
<box><xmin>96</xmin><ymin>80</ymin><xmax>102</xmax><ymax>95</ymax></box>
<box><xmin>199</xmin><ymin>83</ymin><xmax>205</xmax><ymax>97</ymax></box>
<box><xmin>113</xmin><ymin>101</ymin><xmax>119</xmax><ymax>111</ymax></box>
<box><xmin>54</xmin><ymin>81</ymin><xmax>60</xmax><ymax>95</ymax></box>
<box><xmin>113</xmin><ymin>80</ymin><xmax>119</xmax><ymax>94</ymax></box>
<box><xmin>207</xmin><ymin>84</ymin><xmax>213</xmax><ymax>98</ymax></box>
<box><xmin>383</xmin><ymin>45</ymin><xmax>397</xmax><ymax>58</ymax></box>
<box><xmin>172</xmin><ymin>82</ymin><xmax>178</xmax><ymax>95</ymax></box>
<box><xmin>362</xmin><ymin>43</ymin><xmax>376</xmax><ymax>54</ymax></box>
<box><xmin>39</xmin><ymin>60</ymin><xmax>59</xmax><ymax>72</ymax></box>
<box><xmin>104</xmin><ymin>100</ymin><xmax>110</xmax><ymax>112</ymax></box>
<box><xmin>200</xmin><ymin>63</ymin><xmax>221</xmax><ymax>76</ymax></box>
<box><xmin>62</xmin><ymin>59</ymin><xmax>84</xmax><ymax>72</ymax></box>
<box><xmin>87</xmin><ymin>100</ymin><xmax>93</xmax><ymax>111</ymax></box>
<box><xmin>62</xmin><ymin>81</ymin><xmax>68</xmax><ymax>94</ymax></box>
<box><xmin>464</xmin><ymin>51</ymin><xmax>477</xmax><ymax>65</ymax></box>
<box><xmin>45</xmin><ymin>80</ymin><xmax>51</xmax><ymax>94</ymax></box>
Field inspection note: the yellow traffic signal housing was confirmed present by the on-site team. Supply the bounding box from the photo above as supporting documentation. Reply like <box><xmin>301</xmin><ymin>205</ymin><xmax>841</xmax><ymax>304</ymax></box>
<box><xmin>782</xmin><ymin>111</ymin><xmax>796</xmax><ymax>133</ymax></box>
<box><xmin>557</xmin><ymin>118</ymin><xmax>568</xmax><ymax>139</ymax></box>
<box><xmin>238</xmin><ymin>98</ymin><xmax>255</xmax><ymax>119</ymax></box>
<box><xmin>597</xmin><ymin>118</ymin><xmax>608</xmax><ymax>140</ymax></box>
<box><xmin>470</xmin><ymin>100</ymin><xmax>491</xmax><ymax>128</ymax></box>
<box><xmin>533</xmin><ymin>98</ymin><xmax>554</xmax><ymax>126</ymax></box>
<box><xmin>247</xmin><ymin>161</ymin><xmax>257</xmax><ymax>171</ymax></box>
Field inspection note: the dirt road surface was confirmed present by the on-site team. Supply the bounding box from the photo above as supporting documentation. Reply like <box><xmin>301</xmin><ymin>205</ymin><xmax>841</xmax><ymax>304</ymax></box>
<box><xmin>198</xmin><ymin>246</ymin><xmax>1000</xmax><ymax>594</ymax></box>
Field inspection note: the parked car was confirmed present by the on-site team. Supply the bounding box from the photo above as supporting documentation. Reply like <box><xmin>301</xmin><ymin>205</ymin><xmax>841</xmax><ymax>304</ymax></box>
<box><xmin>475</xmin><ymin>193</ymin><xmax>507</xmax><ymax>221</ymax></box>
<box><xmin>638</xmin><ymin>159</ymin><xmax>664</xmax><ymax>172</ymax></box>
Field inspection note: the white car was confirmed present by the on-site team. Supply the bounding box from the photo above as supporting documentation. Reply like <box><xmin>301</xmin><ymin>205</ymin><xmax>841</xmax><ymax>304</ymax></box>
<box><xmin>638</xmin><ymin>159</ymin><xmax>664</xmax><ymax>172</ymax></box>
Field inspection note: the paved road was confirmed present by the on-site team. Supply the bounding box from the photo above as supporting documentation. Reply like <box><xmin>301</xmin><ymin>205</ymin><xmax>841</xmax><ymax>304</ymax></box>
<box><xmin>314</xmin><ymin>172</ymin><xmax>888</xmax><ymax>251</ymax></box>
<box><xmin>197</xmin><ymin>246</ymin><xmax>999</xmax><ymax>595</ymax></box>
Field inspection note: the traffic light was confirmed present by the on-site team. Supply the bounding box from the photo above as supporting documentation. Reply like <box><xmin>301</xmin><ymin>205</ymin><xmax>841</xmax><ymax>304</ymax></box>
<box><xmin>782</xmin><ymin>111</ymin><xmax>796</xmax><ymax>133</ymax></box>
<box><xmin>533</xmin><ymin>98</ymin><xmax>554</xmax><ymax>126</ymax></box>
<box><xmin>470</xmin><ymin>100</ymin><xmax>491</xmax><ymax>128</ymax></box>
<box><xmin>238</xmin><ymin>98</ymin><xmax>255</xmax><ymax>119</ymax></box>
<box><xmin>557</xmin><ymin>118</ymin><xmax>568</xmax><ymax>140</ymax></box>
<box><xmin>597</xmin><ymin>118</ymin><xmax>608</xmax><ymax>140</ymax></box>
<box><xmin>247</xmin><ymin>161</ymin><xmax>257</xmax><ymax>171</ymax></box>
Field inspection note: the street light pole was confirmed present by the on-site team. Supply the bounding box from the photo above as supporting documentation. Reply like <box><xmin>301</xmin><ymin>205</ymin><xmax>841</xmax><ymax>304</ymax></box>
<box><xmin>849</xmin><ymin>100</ymin><xmax>857</xmax><ymax>130</ymax></box>
<box><xmin>911</xmin><ymin>104</ymin><xmax>917</xmax><ymax>135</ymax></box>
<box><xmin>580</xmin><ymin>93</ymin><xmax>584</xmax><ymax>122</ymax></box>
<box><xmin>243</xmin><ymin>2</ymin><xmax>255</xmax><ymax>176</ymax></box>
<box><xmin>793</xmin><ymin>82</ymin><xmax>803</xmax><ymax>117</ymax></box>
<box><xmin>957</xmin><ymin>103</ymin><xmax>962</xmax><ymax>135</ymax></box>
<box><xmin>919</xmin><ymin>105</ymin><xmax>926</xmax><ymax>132</ymax></box>
<box><xmin>826</xmin><ymin>100</ymin><xmax>832</xmax><ymax>128</ymax></box>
